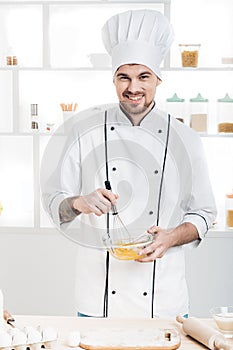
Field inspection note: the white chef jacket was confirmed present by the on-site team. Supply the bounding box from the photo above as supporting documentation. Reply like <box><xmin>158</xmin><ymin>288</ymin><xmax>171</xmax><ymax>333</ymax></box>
<box><xmin>41</xmin><ymin>103</ymin><xmax>216</xmax><ymax>318</ymax></box>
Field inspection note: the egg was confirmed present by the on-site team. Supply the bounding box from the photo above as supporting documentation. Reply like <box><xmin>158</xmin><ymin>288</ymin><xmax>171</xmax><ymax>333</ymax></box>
<box><xmin>23</xmin><ymin>325</ymin><xmax>36</xmax><ymax>334</ymax></box>
<box><xmin>8</xmin><ymin>327</ymin><xmax>23</xmax><ymax>337</ymax></box>
<box><xmin>26</xmin><ymin>328</ymin><xmax>42</xmax><ymax>344</ymax></box>
<box><xmin>0</xmin><ymin>331</ymin><xmax>12</xmax><ymax>347</ymax></box>
<box><xmin>66</xmin><ymin>330</ymin><xmax>81</xmax><ymax>347</ymax></box>
<box><xmin>12</xmin><ymin>331</ymin><xmax>27</xmax><ymax>346</ymax></box>
<box><xmin>42</xmin><ymin>326</ymin><xmax>57</xmax><ymax>341</ymax></box>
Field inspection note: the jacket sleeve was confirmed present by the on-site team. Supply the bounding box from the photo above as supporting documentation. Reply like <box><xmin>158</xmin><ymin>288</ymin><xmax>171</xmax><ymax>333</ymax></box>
<box><xmin>180</xmin><ymin>130</ymin><xmax>217</xmax><ymax>243</ymax></box>
<box><xmin>41</xmin><ymin>126</ymin><xmax>81</xmax><ymax>228</ymax></box>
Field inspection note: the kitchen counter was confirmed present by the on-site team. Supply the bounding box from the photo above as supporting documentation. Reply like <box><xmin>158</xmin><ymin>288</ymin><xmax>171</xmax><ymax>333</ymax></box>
<box><xmin>12</xmin><ymin>315</ymin><xmax>233</xmax><ymax>349</ymax></box>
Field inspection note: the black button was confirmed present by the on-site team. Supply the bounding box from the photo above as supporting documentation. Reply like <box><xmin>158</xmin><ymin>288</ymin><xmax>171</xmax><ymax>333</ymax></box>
<box><xmin>112</xmin><ymin>167</ymin><xmax>117</xmax><ymax>171</ymax></box>
<box><xmin>112</xmin><ymin>290</ymin><xmax>116</xmax><ymax>294</ymax></box>
<box><xmin>158</xmin><ymin>129</ymin><xmax>162</xmax><ymax>133</ymax></box>
<box><xmin>143</xmin><ymin>292</ymin><xmax>147</xmax><ymax>296</ymax></box>
<box><xmin>154</xmin><ymin>170</ymin><xmax>158</xmax><ymax>174</ymax></box>
<box><xmin>110</xmin><ymin>126</ymin><xmax>115</xmax><ymax>131</ymax></box>
<box><xmin>149</xmin><ymin>211</ymin><xmax>153</xmax><ymax>215</ymax></box>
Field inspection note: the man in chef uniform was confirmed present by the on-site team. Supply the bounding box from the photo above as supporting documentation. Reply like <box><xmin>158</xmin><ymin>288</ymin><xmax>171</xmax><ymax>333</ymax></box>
<box><xmin>41</xmin><ymin>9</ymin><xmax>216</xmax><ymax>318</ymax></box>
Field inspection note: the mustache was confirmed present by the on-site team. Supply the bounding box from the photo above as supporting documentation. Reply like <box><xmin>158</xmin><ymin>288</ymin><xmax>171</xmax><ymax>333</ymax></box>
<box><xmin>123</xmin><ymin>91</ymin><xmax>144</xmax><ymax>96</ymax></box>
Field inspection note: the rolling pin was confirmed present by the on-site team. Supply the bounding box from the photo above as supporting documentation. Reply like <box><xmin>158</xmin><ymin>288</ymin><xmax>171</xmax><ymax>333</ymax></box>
<box><xmin>176</xmin><ymin>316</ymin><xmax>233</xmax><ymax>350</ymax></box>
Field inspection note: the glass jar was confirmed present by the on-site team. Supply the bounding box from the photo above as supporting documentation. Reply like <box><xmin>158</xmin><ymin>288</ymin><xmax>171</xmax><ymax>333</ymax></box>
<box><xmin>166</xmin><ymin>93</ymin><xmax>186</xmax><ymax>124</ymax></box>
<box><xmin>226</xmin><ymin>191</ymin><xmax>233</xmax><ymax>229</ymax></box>
<box><xmin>189</xmin><ymin>93</ymin><xmax>208</xmax><ymax>133</ymax></box>
<box><xmin>217</xmin><ymin>94</ymin><xmax>233</xmax><ymax>133</ymax></box>
<box><xmin>179</xmin><ymin>44</ymin><xmax>201</xmax><ymax>68</ymax></box>
<box><xmin>30</xmin><ymin>103</ymin><xmax>39</xmax><ymax>131</ymax></box>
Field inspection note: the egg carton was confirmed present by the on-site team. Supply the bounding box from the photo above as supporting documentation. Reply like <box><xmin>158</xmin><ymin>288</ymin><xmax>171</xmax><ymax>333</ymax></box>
<box><xmin>0</xmin><ymin>326</ymin><xmax>58</xmax><ymax>350</ymax></box>
<box><xmin>0</xmin><ymin>339</ymin><xmax>57</xmax><ymax>350</ymax></box>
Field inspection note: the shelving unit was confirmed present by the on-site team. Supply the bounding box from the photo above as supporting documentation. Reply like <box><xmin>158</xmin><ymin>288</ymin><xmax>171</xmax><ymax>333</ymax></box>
<box><xmin>0</xmin><ymin>0</ymin><xmax>232</xmax><ymax>232</ymax></box>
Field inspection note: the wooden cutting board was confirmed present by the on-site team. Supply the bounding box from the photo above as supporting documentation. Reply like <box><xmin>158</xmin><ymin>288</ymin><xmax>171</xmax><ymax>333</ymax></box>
<box><xmin>79</xmin><ymin>328</ymin><xmax>181</xmax><ymax>350</ymax></box>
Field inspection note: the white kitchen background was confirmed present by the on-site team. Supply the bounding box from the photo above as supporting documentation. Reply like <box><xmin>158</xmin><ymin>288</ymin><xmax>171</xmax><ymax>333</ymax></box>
<box><xmin>0</xmin><ymin>0</ymin><xmax>232</xmax><ymax>317</ymax></box>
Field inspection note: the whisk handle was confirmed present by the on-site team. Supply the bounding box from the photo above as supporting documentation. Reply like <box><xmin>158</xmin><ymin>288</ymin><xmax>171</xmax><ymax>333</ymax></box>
<box><xmin>105</xmin><ymin>180</ymin><xmax>112</xmax><ymax>191</ymax></box>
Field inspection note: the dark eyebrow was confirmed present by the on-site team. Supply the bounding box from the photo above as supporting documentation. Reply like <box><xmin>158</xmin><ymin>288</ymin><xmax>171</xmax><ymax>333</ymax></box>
<box><xmin>139</xmin><ymin>71</ymin><xmax>153</xmax><ymax>76</ymax></box>
<box><xmin>116</xmin><ymin>73</ymin><xmax>129</xmax><ymax>78</ymax></box>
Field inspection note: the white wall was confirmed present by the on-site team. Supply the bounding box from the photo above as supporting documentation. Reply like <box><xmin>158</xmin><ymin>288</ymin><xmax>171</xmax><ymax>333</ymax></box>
<box><xmin>185</xmin><ymin>235</ymin><xmax>233</xmax><ymax>317</ymax></box>
<box><xmin>0</xmin><ymin>230</ymin><xmax>77</xmax><ymax>316</ymax></box>
<box><xmin>0</xmin><ymin>230</ymin><xmax>232</xmax><ymax>317</ymax></box>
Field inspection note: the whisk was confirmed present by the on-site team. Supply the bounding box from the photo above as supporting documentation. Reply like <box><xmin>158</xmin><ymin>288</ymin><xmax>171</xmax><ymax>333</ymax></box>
<box><xmin>104</xmin><ymin>180</ymin><xmax>131</xmax><ymax>244</ymax></box>
<box><xmin>103</xmin><ymin>180</ymin><xmax>154</xmax><ymax>260</ymax></box>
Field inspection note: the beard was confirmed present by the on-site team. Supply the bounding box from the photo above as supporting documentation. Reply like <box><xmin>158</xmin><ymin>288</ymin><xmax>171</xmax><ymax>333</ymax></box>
<box><xmin>120</xmin><ymin>100</ymin><xmax>153</xmax><ymax>117</ymax></box>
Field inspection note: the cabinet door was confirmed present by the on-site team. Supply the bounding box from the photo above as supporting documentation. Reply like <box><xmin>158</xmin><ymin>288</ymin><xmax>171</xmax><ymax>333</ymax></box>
<box><xmin>0</xmin><ymin>71</ymin><xmax>13</xmax><ymax>132</ymax></box>
<box><xmin>0</xmin><ymin>136</ymin><xmax>34</xmax><ymax>226</ymax></box>
<box><xmin>0</xmin><ymin>4</ymin><xmax>42</xmax><ymax>67</ymax></box>
<box><xmin>170</xmin><ymin>0</ymin><xmax>233</xmax><ymax>67</ymax></box>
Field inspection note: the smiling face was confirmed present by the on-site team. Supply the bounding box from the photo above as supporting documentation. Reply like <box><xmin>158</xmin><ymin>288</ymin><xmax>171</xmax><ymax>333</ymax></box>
<box><xmin>113</xmin><ymin>64</ymin><xmax>161</xmax><ymax>123</ymax></box>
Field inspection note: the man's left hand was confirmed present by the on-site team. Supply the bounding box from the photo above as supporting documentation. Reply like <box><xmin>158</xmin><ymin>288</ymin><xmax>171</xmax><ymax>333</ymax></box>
<box><xmin>136</xmin><ymin>222</ymin><xmax>199</xmax><ymax>262</ymax></box>
<box><xmin>136</xmin><ymin>226</ymin><xmax>173</xmax><ymax>262</ymax></box>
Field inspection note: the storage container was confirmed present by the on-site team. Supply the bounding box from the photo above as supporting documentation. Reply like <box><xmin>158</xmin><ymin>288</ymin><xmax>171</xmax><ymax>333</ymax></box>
<box><xmin>166</xmin><ymin>93</ymin><xmax>185</xmax><ymax>123</ymax></box>
<box><xmin>226</xmin><ymin>191</ymin><xmax>233</xmax><ymax>229</ymax></box>
<box><xmin>179</xmin><ymin>44</ymin><xmax>201</xmax><ymax>67</ymax></box>
<box><xmin>189</xmin><ymin>93</ymin><xmax>208</xmax><ymax>132</ymax></box>
<box><xmin>217</xmin><ymin>93</ymin><xmax>233</xmax><ymax>133</ymax></box>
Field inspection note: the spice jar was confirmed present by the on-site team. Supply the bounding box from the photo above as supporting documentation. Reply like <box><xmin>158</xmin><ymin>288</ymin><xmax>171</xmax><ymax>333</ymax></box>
<box><xmin>189</xmin><ymin>93</ymin><xmax>208</xmax><ymax>133</ymax></box>
<box><xmin>6</xmin><ymin>56</ymin><xmax>12</xmax><ymax>65</ymax></box>
<box><xmin>31</xmin><ymin>103</ymin><xmax>39</xmax><ymax>131</ymax></box>
<box><xmin>6</xmin><ymin>47</ymin><xmax>18</xmax><ymax>66</ymax></box>
<box><xmin>217</xmin><ymin>94</ymin><xmax>233</xmax><ymax>133</ymax></box>
<box><xmin>179</xmin><ymin>44</ymin><xmax>201</xmax><ymax>68</ymax></box>
<box><xmin>166</xmin><ymin>93</ymin><xmax>185</xmax><ymax>123</ymax></box>
<box><xmin>226</xmin><ymin>191</ymin><xmax>233</xmax><ymax>229</ymax></box>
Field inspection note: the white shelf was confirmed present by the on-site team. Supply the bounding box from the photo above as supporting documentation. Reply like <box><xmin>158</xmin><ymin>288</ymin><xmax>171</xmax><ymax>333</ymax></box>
<box><xmin>0</xmin><ymin>0</ymin><xmax>170</xmax><ymax>4</ymax></box>
<box><xmin>164</xmin><ymin>67</ymin><xmax>233</xmax><ymax>72</ymax></box>
<box><xmin>0</xmin><ymin>132</ymin><xmax>55</xmax><ymax>136</ymax></box>
<box><xmin>200</xmin><ymin>133</ymin><xmax>233</xmax><ymax>138</ymax></box>
<box><xmin>0</xmin><ymin>66</ymin><xmax>232</xmax><ymax>71</ymax></box>
<box><xmin>0</xmin><ymin>132</ymin><xmax>232</xmax><ymax>138</ymax></box>
<box><xmin>0</xmin><ymin>226</ymin><xmax>233</xmax><ymax>238</ymax></box>
<box><xmin>207</xmin><ymin>228</ymin><xmax>233</xmax><ymax>238</ymax></box>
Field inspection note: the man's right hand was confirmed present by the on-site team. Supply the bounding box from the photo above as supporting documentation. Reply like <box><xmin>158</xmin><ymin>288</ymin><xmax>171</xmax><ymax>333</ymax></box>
<box><xmin>72</xmin><ymin>189</ymin><xmax>118</xmax><ymax>216</ymax></box>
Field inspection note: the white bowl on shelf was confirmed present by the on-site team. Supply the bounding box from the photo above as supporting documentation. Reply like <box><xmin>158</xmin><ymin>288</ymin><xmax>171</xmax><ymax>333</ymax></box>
<box><xmin>88</xmin><ymin>53</ymin><xmax>111</xmax><ymax>68</ymax></box>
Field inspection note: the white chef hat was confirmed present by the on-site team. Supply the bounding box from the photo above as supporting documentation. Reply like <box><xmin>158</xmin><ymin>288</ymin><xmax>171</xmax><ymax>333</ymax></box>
<box><xmin>102</xmin><ymin>9</ymin><xmax>174</xmax><ymax>80</ymax></box>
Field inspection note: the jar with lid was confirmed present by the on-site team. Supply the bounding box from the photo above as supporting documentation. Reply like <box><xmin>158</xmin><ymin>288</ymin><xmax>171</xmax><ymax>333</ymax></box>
<box><xmin>189</xmin><ymin>93</ymin><xmax>208</xmax><ymax>133</ymax></box>
<box><xmin>179</xmin><ymin>44</ymin><xmax>201</xmax><ymax>68</ymax></box>
<box><xmin>166</xmin><ymin>93</ymin><xmax>186</xmax><ymax>124</ymax></box>
<box><xmin>217</xmin><ymin>93</ymin><xmax>233</xmax><ymax>133</ymax></box>
<box><xmin>30</xmin><ymin>104</ymin><xmax>39</xmax><ymax>131</ymax></box>
<box><xmin>226</xmin><ymin>191</ymin><xmax>233</xmax><ymax>229</ymax></box>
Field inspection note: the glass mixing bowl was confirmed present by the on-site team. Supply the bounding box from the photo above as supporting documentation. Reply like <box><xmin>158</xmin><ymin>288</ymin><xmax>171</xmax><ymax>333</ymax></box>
<box><xmin>210</xmin><ymin>306</ymin><xmax>233</xmax><ymax>338</ymax></box>
<box><xmin>102</xmin><ymin>233</ymin><xmax>154</xmax><ymax>260</ymax></box>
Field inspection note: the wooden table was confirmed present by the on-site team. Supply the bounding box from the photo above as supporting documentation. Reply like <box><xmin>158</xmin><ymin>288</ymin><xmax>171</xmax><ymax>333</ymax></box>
<box><xmin>13</xmin><ymin>315</ymin><xmax>233</xmax><ymax>350</ymax></box>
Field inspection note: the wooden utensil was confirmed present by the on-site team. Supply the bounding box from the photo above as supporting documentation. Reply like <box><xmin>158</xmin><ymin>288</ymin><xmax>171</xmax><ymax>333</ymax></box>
<box><xmin>79</xmin><ymin>328</ymin><xmax>181</xmax><ymax>350</ymax></box>
<box><xmin>176</xmin><ymin>316</ymin><xmax>233</xmax><ymax>350</ymax></box>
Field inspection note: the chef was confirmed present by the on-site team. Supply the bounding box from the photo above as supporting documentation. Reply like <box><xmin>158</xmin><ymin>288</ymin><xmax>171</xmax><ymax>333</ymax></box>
<box><xmin>41</xmin><ymin>9</ymin><xmax>216</xmax><ymax>318</ymax></box>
